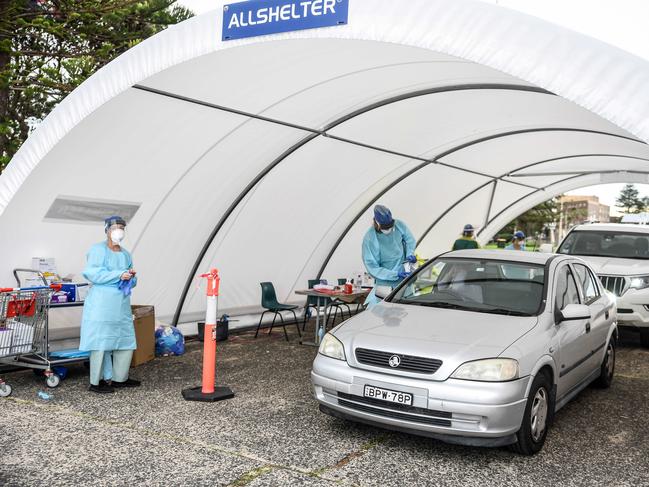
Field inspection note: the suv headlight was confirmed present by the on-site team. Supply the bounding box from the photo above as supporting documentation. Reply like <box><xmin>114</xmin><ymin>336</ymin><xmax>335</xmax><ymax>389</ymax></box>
<box><xmin>318</xmin><ymin>333</ymin><xmax>346</xmax><ymax>361</ymax></box>
<box><xmin>629</xmin><ymin>275</ymin><xmax>649</xmax><ymax>290</ymax></box>
<box><xmin>451</xmin><ymin>358</ymin><xmax>519</xmax><ymax>382</ymax></box>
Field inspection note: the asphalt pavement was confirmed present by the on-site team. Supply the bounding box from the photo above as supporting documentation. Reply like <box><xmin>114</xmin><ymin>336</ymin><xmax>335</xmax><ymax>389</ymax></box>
<box><xmin>1</xmin><ymin>326</ymin><xmax>647</xmax><ymax>486</ymax></box>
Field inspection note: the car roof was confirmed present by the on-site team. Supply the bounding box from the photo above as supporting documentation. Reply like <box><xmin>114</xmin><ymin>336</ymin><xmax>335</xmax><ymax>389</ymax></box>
<box><xmin>444</xmin><ymin>249</ymin><xmax>556</xmax><ymax>264</ymax></box>
<box><xmin>570</xmin><ymin>223</ymin><xmax>649</xmax><ymax>234</ymax></box>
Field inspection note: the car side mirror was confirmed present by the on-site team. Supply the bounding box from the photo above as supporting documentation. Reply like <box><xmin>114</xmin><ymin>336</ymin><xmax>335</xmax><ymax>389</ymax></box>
<box><xmin>559</xmin><ymin>303</ymin><xmax>590</xmax><ymax>322</ymax></box>
<box><xmin>374</xmin><ymin>285</ymin><xmax>392</xmax><ymax>300</ymax></box>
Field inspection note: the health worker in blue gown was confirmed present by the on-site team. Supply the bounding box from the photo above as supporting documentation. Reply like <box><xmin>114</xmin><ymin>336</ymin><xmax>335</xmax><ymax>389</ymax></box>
<box><xmin>362</xmin><ymin>205</ymin><xmax>417</xmax><ymax>308</ymax></box>
<box><xmin>80</xmin><ymin>216</ymin><xmax>141</xmax><ymax>394</ymax></box>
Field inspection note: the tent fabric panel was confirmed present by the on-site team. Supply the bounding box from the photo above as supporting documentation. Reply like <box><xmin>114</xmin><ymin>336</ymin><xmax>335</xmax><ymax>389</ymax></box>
<box><xmin>182</xmin><ymin>137</ymin><xmax>420</xmax><ymax>316</ymax></box>
<box><xmin>319</xmin><ymin>164</ymin><xmax>491</xmax><ymax>283</ymax></box>
<box><xmin>0</xmin><ymin>88</ymin><xmax>257</xmax><ymax>288</ymax></box>
<box><xmin>141</xmin><ymin>39</ymin><xmax>530</xmax><ymax>128</ymax></box>
<box><xmin>416</xmin><ymin>184</ymin><xmax>497</xmax><ymax>257</ymax></box>
<box><xmin>328</xmin><ymin>90</ymin><xmax>635</xmax><ymax>162</ymax></box>
<box><xmin>442</xmin><ymin>131</ymin><xmax>649</xmax><ymax>177</ymax></box>
<box><xmin>129</xmin><ymin>120</ymin><xmax>312</xmax><ymax>322</ymax></box>
<box><xmin>486</xmin><ymin>181</ymin><xmax>537</xmax><ymax>228</ymax></box>
<box><xmin>5</xmin><ymin>0</ymin><xmax>649</xmax><ymax>217</ymax></box>
<box><xmin>507</xmin><ymin>155</ymin><xmax>649</xmax><ymax>182</ymax></box>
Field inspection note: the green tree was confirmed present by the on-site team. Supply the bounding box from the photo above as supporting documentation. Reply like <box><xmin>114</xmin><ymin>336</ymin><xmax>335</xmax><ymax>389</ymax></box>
<box><xmin>497</xmin><ymin>198</ymin><xmax>559</xmax><ymax>240</ymax></box>
<box><xmin>637</xmin><ymin>196</ymin><xmax>649</xmax><ymax>214</ymax></box>
<box><xmin>0</xmin><ymin>0</ymin><xmax>192</xmax><ymax>172</ymax></box>
<box><xmin>616</xmin><ymin>184</ymin><xmax>640</xmax><ymax>213</ymax></box>
<box><xmin>635</xmin><ymin>197</ymin><xmax>647</xmax><ymax>214</ymax></box>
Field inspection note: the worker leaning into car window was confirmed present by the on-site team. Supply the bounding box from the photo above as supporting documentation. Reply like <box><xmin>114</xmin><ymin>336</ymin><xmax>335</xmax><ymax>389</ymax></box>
<box><xmin>506</xmin><ymin>231</ymin><xmax>526</xmax><ymax>251</ymax></box>
<box><xmin>362</xmin><ymin>205</ymin><xmax>416</xmax><ymax>308</ymax></box>
<box><xmin>79</xmin><ymin>216</ymin><xmax>141</xmax><ymax>394</ymax></box>
<box><xmin>452</xmin><ymin>224</ymin><xmax>480</xmax><ymax>250</ymax></box>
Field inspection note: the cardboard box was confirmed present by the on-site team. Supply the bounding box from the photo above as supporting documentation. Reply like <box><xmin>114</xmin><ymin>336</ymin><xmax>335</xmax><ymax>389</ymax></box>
<box><xmin>131</xmin><ymin>305</ymin><xmax>155</xmax><ymax>367</ymax></box>
<box><xmin>51</xmin><ymin>291</ymin><xmax>69</xmax><ymax>304</ymax></box>
<box><xmin>57</xmin><ymin>283</ymin><xmax>89</xmax><ymax>303</ymax></box>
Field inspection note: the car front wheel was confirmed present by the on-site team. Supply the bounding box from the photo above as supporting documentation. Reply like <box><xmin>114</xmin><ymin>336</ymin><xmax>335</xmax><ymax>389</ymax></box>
<box><xmin>511</xmin><ymin>372</ymin><xmax>552</xmax><ymax>455</ymax></box>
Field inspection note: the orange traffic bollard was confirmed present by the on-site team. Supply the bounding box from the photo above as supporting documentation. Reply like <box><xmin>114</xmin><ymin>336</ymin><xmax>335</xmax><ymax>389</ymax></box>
<box><xmin>182</xmin><ymin>268</ymin><xmax>234</xmax><ymax>402</ymax></box>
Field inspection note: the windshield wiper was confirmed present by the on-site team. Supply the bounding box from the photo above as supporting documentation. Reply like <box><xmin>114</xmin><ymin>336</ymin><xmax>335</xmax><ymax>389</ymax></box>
<box><xmin>418</xmin><ymin>302</ymin><xmax>478</xmax><ymax>311</ymax></box>
<box><xmin>400</xmin><ymin>300</ymin><xmax>533</xmax><ymax>316</ymax></box>
<box><xmin>479</xmin><ymin>307</ymin><xmax>532</xmax><ymax>317</ymax></box>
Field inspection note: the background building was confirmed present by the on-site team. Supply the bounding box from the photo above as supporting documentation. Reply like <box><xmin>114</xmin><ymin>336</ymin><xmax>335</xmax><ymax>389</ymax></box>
<box><xmin>559</xmin><ymin>195</ymin><xmax>610</xmax><ymax>222</ymax></box>
<box><xmin>558</xmin><ymin>195</ymin><xmax>610</xmax><ymax>240</ymax></box>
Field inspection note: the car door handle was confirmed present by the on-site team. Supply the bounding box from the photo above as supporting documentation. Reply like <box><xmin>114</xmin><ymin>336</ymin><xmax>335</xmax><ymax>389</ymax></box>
<box><xmin>605</xmin><ymin>310</ymin><xmax>609</xmax><ymax>320</ymax></box>
<box><xmin>585</xmin><ymin>322</ymin><xmax>591</xmax><ymax>333</ymax></box>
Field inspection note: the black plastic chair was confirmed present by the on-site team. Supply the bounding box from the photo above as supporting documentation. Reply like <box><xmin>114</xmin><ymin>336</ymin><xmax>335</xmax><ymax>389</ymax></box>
<box><xmin>255</xmin><ymin>282</ymin><xmax>301</xmax><ymax>341</ymax></box>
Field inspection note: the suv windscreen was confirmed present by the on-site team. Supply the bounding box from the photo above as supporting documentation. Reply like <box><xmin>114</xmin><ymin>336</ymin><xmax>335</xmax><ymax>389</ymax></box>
<box><xmin>558</xmin><ymin>230</ymin><xmax>649</xmax><ymax>259</ymax></box>
<box><xmin>392</xmin><ymin>258</ymin><xmax>545</xmax><ymax>316</ymax></box>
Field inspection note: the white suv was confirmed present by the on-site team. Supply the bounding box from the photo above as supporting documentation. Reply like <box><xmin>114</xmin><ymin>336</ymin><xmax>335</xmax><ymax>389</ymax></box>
<box><xmin>558</xmin><ymin>223</ymin><xmax>649</xmax><ymax>347</ymax></box>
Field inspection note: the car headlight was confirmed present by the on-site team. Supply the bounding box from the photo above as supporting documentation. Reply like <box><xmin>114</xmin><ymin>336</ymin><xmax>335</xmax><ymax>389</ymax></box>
<box><xmin>318</xmin><ymin>333</ymin><xmax>346</xmax><ymax>361</ymax></box>
<box><xmin>450</xmin><ymin>358</ymin><xmax>519</xmax><ymax>382</ymax></box>
<box><xmin>629</xmin><ymin>275</ymin><xmax>649</xmax><ymax>290</ymax></box>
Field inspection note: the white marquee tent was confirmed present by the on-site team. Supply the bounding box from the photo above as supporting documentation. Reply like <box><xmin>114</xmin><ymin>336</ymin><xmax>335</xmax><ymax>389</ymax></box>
<box><xmin>2</xmin><ymin>0</ymin><xmax>649</xmax><ymax>325</ymax></box>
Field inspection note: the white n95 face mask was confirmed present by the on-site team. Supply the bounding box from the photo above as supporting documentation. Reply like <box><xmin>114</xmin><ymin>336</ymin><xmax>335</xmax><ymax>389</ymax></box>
<box><xmin>110</xmin><ymin>228</ymin><xmax>125</xmax><ymax>244</ymax></box>
<box><xmin>380</xmin><ymin>228</ymin><xmax>394</xmax><ymax>235</ymax></box>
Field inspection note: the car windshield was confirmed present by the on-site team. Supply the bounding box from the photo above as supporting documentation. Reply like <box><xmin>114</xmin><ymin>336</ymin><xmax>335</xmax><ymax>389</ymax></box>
<box><xmin>558</xmin><ymin>230</ymin><xmax>649</xmax><ymax>259</ymax></box>
<box><xmin>391</xmin><ymin>258</ymin><xmax>545</xmax><ymax>316</ymax></box>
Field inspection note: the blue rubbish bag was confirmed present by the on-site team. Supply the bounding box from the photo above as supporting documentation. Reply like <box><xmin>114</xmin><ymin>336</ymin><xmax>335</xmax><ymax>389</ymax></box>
<box><xmin>154</xmin><ymin>326</ymin><xmax>185</xmax><ymax>356</ymax></box>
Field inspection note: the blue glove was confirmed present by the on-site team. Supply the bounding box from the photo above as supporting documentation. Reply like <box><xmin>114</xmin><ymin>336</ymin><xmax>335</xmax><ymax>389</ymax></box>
<box><xmin>406</xmin><ymin>255</ymin><xmax>417</xmax><ymax>264</ymax></box>
<box><xmin>118</xmin><ymin>278</ymin><xmax>135</xmax><ymax>296</ymax></box>
<box><xmin>398</xmin><ymin>271</ymin><xmax>410</xmax><ymax>280</ymax></box>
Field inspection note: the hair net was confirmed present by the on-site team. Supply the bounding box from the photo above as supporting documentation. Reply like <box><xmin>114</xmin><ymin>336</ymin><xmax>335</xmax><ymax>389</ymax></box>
<box><xmin>373</xmin><ymin>205</ymin><xmax>394</xmax><ymax>226</ymax></box>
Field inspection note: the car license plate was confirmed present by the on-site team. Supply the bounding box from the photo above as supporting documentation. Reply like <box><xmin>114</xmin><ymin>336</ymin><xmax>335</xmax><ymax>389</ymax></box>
<box><xmin>363</xmin><ymin>385</ymin><xmax>413</xmax><ymax>406</ymax></box>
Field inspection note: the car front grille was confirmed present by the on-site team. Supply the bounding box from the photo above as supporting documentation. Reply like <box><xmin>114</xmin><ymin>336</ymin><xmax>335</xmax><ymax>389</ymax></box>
<box><xmin>337</xmin><ymin>392</ymin><xmax>452</xmax><ymax>427</ymax></box>
<box><xmin>355</xmin><ymin>348</ymin><xmax>442</xmax><ymax>374</ymax></box>
<box><xmin>598</xmin><ymin>275</ymin><xmax>628</xmax><ymax>296</ymax></box>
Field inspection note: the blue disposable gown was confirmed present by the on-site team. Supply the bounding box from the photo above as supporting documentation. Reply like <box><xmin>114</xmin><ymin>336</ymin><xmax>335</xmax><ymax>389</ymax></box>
<box><xmin>362</xmin><ymin>220</ymin><xmax>416</xmax><ymax>306</ymax></box>
<box><xmin>79</xmin><ymin>242</ymin><xmax>137</xmax><ymax>351</ymax></box>
<box><xmin>505</xmin><ymin>244</ymin><xmax>526</xmax><ymax>251</ymax></box>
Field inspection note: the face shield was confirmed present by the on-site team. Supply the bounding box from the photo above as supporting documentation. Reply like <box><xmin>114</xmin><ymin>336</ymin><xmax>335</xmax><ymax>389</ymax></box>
<box><xmin>104</xmin><ymin>216</ymin><xmax>127</xmax><ymax>244</ymax></box>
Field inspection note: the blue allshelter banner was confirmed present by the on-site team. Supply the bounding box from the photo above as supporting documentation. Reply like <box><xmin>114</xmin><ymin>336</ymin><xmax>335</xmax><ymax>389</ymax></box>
<box><xmin>222</xmin><ymin>0</ymin><xmax>349</xmax><ymax>41</ymax></box>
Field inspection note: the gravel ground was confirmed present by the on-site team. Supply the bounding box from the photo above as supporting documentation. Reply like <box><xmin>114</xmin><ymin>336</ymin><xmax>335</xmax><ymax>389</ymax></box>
<box><xmin>0</xmin><ymin>326</ymin><xmax>647</xmax><ymax>487</ymax></box>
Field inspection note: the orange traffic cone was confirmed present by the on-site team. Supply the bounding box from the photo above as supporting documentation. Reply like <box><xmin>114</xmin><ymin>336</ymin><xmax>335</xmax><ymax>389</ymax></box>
<box><xmin>182</xmin><ymin>269</ymin><xmax>234</xmax><ymax>402</ymax></box>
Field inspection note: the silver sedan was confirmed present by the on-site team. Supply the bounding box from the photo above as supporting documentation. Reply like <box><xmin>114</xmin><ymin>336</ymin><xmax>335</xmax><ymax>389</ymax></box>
<box><xmin>311</xmin><ymin>250</ymin><xmax>617</xmax><ymax>454</ymax></box>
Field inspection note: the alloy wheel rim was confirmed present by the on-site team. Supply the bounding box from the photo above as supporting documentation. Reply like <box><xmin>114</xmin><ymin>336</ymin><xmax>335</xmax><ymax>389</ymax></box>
<box><xmin>530</xmin><ymin>387</ymin><xmax>548</xmax><ymax>442</ymax></box>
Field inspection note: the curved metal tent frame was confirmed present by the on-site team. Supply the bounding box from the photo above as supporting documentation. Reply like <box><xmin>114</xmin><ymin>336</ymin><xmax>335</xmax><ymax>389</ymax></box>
<box><xmin>2</xmin><ymin>0</ymin><xmax>649</xmax><ymax>324</ymax></box>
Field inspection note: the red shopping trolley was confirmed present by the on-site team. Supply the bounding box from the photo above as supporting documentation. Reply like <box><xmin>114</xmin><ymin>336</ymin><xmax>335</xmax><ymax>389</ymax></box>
<box><xmin>0</xmin><ymin>285</ymin><xmax>60</xmax><ymax>397</ymax></box>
